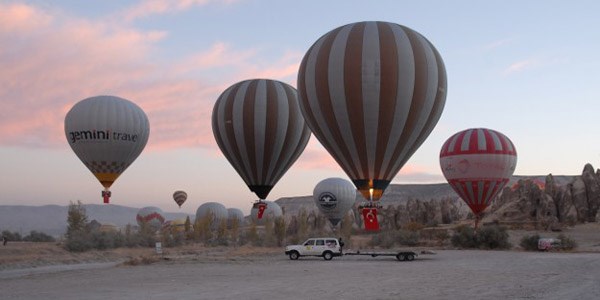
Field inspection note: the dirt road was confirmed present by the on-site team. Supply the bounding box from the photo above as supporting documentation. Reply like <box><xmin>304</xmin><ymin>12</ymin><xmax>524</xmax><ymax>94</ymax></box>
<box><xmin>2</xmin><ymin>250</ymin><xmax>599</xmax><ymax>300</ymax></box>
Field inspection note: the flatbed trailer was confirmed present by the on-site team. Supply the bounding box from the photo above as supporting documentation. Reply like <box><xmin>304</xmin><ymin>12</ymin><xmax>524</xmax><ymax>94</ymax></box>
<box><xmin>343</xmin><ymin>250</ymin><xmax>418</xmax><ymax>261</ymax></box>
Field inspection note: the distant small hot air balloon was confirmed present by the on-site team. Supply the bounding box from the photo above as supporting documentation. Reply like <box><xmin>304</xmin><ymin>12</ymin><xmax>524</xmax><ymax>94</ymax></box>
<box><xmin>440</xmin><ymin>128</ymin><xmax>517</xmax><ymax>230</ymax></box>
<box><xmin>136</xmin><ymin>206</ymin><xmax>165</xmax><ymax>232</ymax></box>
<box><xmin>173</xmin><ymin>190</ymin><xmax>187</xmax><ymax>208</ymax></box>
<box><xmin>298</xmin><ymin>21</ymin><xmax>447</xmax><ymax>230</ymax></box>
<box><xmin>250</xmin><ymin>200</ymin><xmax>282</xmax><ymax>225</ymax></box>
<box><xmin>196</xmin><ymin>202</ymin><xmax>228</xmax><ymax>230</ymax></box>
<box><xmin>212</xmin><ymin>79</ymin><xmax>311</xmax><ymax>216</ymax></box>
<box><xmin>313</xmin><ymin>178</ymin><xmax>357</xmax><ymax>227</ymax></box>
<box><xmin>65</xmin><ymin>95</ymin><xmax>150</xmax><ymax>204</ymax></box>
<box><xmin>227</xmin><ymin>208</ymin><xmax>245</xmax><ymax>229</ymax></box>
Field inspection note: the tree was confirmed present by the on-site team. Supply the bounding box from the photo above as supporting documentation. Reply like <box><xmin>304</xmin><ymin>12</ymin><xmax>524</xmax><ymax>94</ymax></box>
<box><xmin>273</xmin><ymin>217</ymin><xmax>286</xmax><ymax>247</ymax></box>
<box><xmin>184</xmin><ymin>216</ymin><xmax>191</xmax><ymax>237</ymax></box>
<box><xmin>229</xmin><ymin>217</ymin><xmax>240</xmax><ymax>247</ymax></box>
<box><xmin>67</xmin><ymin>200</ymin><xmax>88</xmax><ymax>237</ymax></box>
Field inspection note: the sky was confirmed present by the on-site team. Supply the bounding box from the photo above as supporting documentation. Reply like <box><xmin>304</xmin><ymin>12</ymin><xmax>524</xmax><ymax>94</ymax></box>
<box><xmin>1</xmin><ymin>0</ymin><xmax>600</xmax><ymax>215</ymax></box>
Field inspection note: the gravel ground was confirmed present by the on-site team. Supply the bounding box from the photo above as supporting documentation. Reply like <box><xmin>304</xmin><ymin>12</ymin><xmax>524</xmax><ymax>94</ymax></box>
<box><xmin>2</xmin><ymin>250</ymin><xmax>599</xmax><ymax>300</ymax></box>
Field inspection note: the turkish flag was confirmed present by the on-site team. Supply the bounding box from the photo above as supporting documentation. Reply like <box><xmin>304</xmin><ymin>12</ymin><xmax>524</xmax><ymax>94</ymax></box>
<box><xmin>362</xmin><ymin>207</ymin><xmax>379</xmax><ymax>231</ymax></box>
<box><xmin>257</xmin><ymin>202</ymin><xmax>267</xmax><ymax>219</ymax></box>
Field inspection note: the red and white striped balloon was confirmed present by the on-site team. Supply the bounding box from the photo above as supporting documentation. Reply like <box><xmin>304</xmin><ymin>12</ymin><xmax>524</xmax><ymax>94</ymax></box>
<box><xmin>440</xmin><ymin>128</ymin><xmax>517</xmax><ymax>218</ymax></box>
<box><xmin>297</xmin><ymin>21</ymin><xmax>447</xmax><ymax>202</ymax></box>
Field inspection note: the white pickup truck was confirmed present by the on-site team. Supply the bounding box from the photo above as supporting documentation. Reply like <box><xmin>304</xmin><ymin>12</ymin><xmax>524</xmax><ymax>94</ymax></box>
<box><xmin>285</xmin><ymin>237</ymin><xmax>343</xmax><ymax>260</ymax></box>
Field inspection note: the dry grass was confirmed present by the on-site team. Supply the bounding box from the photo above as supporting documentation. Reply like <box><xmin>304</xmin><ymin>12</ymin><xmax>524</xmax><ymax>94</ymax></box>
<box><xmin>2</xmin><ymin>223</ymin><xmax>599</xmax><ymax>271</ymax></box>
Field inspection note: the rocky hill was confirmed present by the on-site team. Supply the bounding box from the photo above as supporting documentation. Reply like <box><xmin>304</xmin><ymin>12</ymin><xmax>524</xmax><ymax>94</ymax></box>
<box><xmin>0</xmin><ymin>204</ymin><xmax>191</xmax><ymax>237</ymax></box>
<box><xmin>2</xmin><ymin>164</ymin><xmax>599</xmax><ymax>236</ymax></box>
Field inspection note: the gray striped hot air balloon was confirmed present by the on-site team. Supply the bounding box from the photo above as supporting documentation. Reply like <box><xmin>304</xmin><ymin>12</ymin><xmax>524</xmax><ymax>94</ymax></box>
<box><xmin>212</xmin><ymin>79</ymin><xmax>311</xmax><ymax>204</ymax></box>
<box><xmin>173</xmin><ymin>190</ymin><xmax>187</xmax><ymax>208</ymax></box>
<box><xmin>297</xmin><ymin>21</ymin><xmax>447</xmax><ymax>203</ymax></box>
<box><xmin>65</xmin><ymin>95</ymin><xmax>150</xmax><ymax>204</ymax></box>
<box><xmin>250</xmin><ymin>200</ymin><xmax>282</xmax><ymax>225</ymax></box>
<box><xmin>196</xmin><ymin>202</ymin><xmax>228</xmax><ymax>230</ymax></box>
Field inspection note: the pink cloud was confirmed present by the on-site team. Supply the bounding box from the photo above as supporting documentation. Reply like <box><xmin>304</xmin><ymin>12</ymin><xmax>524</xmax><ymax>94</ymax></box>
<box><xmin>0</xmin><ymin>2</ymin><xmax>301</xmax><ymax>153</ymax></box>
<box><xmin>504</xmin><ymin>58</ymin><xmax>538</xmax><ymax>74</ymax></box>
<box><xmin>119</xmin><ymin>0</ymin><xmax>240</xmax><ymax>22</ymax></box>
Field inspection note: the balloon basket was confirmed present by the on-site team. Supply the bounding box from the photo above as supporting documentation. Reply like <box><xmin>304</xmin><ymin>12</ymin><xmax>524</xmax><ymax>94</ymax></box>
<box><xmin>253</xmin><ymin>201</ymin><xmax>267</xmax><ymax>219</ymax></box>
<box><xmin>102</xmin><ymin>190</ymin><xmax>112</xmax><ymax>204</ymax></box>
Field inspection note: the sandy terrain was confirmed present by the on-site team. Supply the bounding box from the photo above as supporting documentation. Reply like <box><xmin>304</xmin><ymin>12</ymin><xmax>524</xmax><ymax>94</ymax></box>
<box><xmin>1</xmin><ymin>225</ymin><xmax>599</xmax><ymax>299</ymax></box>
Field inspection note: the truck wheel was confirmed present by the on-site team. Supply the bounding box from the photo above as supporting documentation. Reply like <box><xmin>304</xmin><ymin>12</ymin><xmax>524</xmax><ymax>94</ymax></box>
<box><xmin>323</xmin><ymin>251</ymin><xmax>333</xmax><ymax>261</ymax></box>
<box><xmin>396</xmin><ymin>254</ymin><xmax>406</xmax><ymax>261</ymax></box>
<box><xmin>406</xmin><ymin>253</ymin><xmax>415</xmax><ymax>261</ymax></box>
<box><xmin>289</xmin><ymin>251</ymin><xmax>299</xmax><ymax>260</ymax></box>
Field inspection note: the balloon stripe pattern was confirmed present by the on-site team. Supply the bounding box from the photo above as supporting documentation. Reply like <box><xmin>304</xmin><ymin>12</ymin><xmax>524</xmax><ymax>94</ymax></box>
<box><xmin>65</xmin><ymin>95</ymin><xmax>150</xmax><ymax>189</ymax></box>
<box><xmin>173</xmin><ymin>190</ymin><xmax>187</xmax><ymax>208</ymax></box>
<box><xmin>212</xmin><ymin>79</ymin><xmax>311</xmax><ymax>200</ymax></box>
<box><xmin>440</xmin><ymin>128</ymin><xmax>517</xmax><ymax>215</ymax></box>
<box><xmin>298</xmin><ymin>21</ymin><xmax>447</xmax><ymax>201</ymax></box>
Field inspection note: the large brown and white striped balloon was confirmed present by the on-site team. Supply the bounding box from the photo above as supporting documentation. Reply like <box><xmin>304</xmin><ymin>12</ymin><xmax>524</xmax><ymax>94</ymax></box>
<box><xmin>297</xmin><ymin>21</ymin><xmax>447</xmax><ymax>201</ymax></box>
<box><xmin>440</xmin><ymin>128</ymin><xmax>517</xmax><ymax>217</ymax></box>
<box><xmin>212</xmin><ymin>79</ymin><xmax>311</xmax><ymax>200</ymax></box>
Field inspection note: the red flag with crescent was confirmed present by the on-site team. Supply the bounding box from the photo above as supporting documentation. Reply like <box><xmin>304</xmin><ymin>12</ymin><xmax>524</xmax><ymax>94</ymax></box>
<box><xmin>257</xmin><ymin>202</ymin><xmax>267</xmax><ymax>219</ymax></box>
<box><xmin>362</xmin><ymin>207</ymin><xmax>379</xmax><ymax>231</ymax></box>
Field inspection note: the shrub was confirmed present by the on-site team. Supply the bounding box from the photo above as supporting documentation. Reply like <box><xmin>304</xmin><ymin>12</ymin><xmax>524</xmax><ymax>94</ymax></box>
<box><xmin>519</xmin><ymin>234</ymin><xmax>541</xmax><ymax>251</ymax></box>
<box><xmin>369</xmin><ymin>230</ymin><xmax>420</xmax><ymax>248</ymax></box>
<box><xmin>556</xmin><ymin>234</ymin><xmax>577</xmax><ymax>251</ymax></box>
<box><xmin>476</xmin><ymin>225</ymin><xmax>511</xmax><ymax>249</ymax></box>
<box><xmin>451</xmin><ymin>225</ymin><xmax>477</xmax><ymax>248</ymax></box>
<box><xmin>23</xmin><ymin>231</ymin><xmax>56</xmax><ymax>242</ymax></box>
<box><xmin>451</xmin><ymin>225</ymin><xmax>511</xmax><ymax>250</ymax></box>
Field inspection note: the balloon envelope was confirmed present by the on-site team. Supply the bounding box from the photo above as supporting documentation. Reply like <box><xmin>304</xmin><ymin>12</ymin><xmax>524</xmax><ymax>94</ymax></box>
<box><xmin>173</xmin><ymin>190</ymin><xmax>187</xmax><ymax>208</ymax></box>
<box><xmin>297</xmin><ymin>21</ymin><xmax>447</xmax><ymax>202</ymax></box>
<box><xmin>250</xmin><ymin>201</ymin><xmax>282</xmax><ymax>225</ymax></box>
<box><xmin>64</xmin><ymin>95</ymin><xmax>150</xmax><ymax>202</ymax></box>
<box><xmin>212</xmin><ymin>79</ymin><xmax>311</xmax><ymax>200</ymax></box>
<box><xmin>227</xmin><ymin>208</ymin><xmax>245</xmax><ymax>228</ymax></box>
<box><xmin>196</xmin><ymin>202</ymin><xmax>228</xmax><ymax>229</ymax></box>
<box><xmin>313</xmin><ymin>178</ymin><xmax>357</xmax><ymax>226</ymax></box>
<box><xmin>440</xmin><ymin>128</ymin><xmax>517</xmax><ymax>216</ymax></box>
<box><xmin>136</xmin><ymin>206</ymin><xmax>165</xmax><ymax>231</ymax></box>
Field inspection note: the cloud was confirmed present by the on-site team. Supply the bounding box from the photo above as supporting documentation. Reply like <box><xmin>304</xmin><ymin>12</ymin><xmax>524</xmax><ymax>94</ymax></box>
<box><xmin>119</xmin><ymin>0</ymin><xmax>239</xmax><ymax>22</ymax></box>
<box><xmin>503</xmin><ymin>58</ymin><xmax>539</xmax><ymax>75</ymax></box>
<box><xmin>483</xmin><ymin>37</ymin><xmax>515</xmax><ymax>50</ymax></box>
<box><xmin>0</xmin><ymin>2</ymin><xmax>298</xmax><ymax>151</ymax></box>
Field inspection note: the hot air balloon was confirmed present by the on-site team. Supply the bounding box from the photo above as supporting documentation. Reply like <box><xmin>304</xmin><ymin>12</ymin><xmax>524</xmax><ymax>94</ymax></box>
<box><xmin>196</xmin><ymin>202</ymin><xmax>228</xmax><ymax>230</ymax></box>
<box><xmin>227</xmin><ymin>208</ymin><xmax>245</xmax><ymax>229</ymax></box>
<box><xmin>212</xmin><ymin>79</ymin><xmax>311</xmax><ymax>217</ymax></box>
<box><xmin>173</xmin><ymin>190</ymin><xmax>187</xmax><ymax>208</ymax></box>
<box><xmin>313</xmin><ymin>178</ymin><xmax>357</xmax><ymax>227</ymax></box>
<box><xmin>64</xmin><ymin>95</ymin><xmax>150</xmax><ymax>204</ymax></box>
<box><xmin>250</xmin><ymin>200</ymin><xmax>282</xmax><ymax>225</ymax></box>
<box><xmin>297</xmin><ymin>21</ymin><xmax>447</xmax><ymax>230</ymax></box>
<box><xmin>136</xmin><ymin>206</ymin><xmax>165</xmax><ymax>232</ymax></box>
<box><xmin>440</xmin><ymin>128</ymin><xmax>517</xmax><ymax>230</ymax></box>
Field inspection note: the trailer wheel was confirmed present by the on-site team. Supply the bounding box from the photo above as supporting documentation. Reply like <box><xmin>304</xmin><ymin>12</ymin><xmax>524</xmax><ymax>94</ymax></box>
<box><xmin>406</xmin><ymin>253</ymin><xmax>415</xmax><ymax>261</ymax></box>
<box><xmin>323</xmin><ymin>251</ymin><xmax>333</xmax><ymax>261</ymax></box>
<box><xmin>396</xmin><ymin>254</ymin><xmax>406</xmax><ymax>261</ymax></box>
<box><xmin>289</xmin><ymin>251</ymin><xmax>299</xmax><ymax>260</ymax></box>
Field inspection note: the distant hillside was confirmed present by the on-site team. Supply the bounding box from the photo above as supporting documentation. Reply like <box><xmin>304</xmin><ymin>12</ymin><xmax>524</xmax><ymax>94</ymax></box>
<box><xmin>0</xmin><ymin>204</ymin><xmax>192</xmax><ymax>237</ymax></box>
<box><xmin>0</xmin><ymin>174</ymin><xmax>584</xmax><ymax>237</ymax></box>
